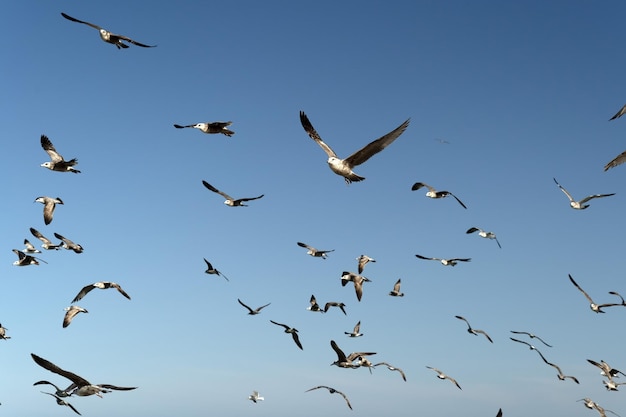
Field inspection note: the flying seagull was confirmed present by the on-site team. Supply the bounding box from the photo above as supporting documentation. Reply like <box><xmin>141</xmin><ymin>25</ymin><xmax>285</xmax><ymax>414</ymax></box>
<box><xmin>305</xmin><ymin>386</ymin><xmax>352</xmax><ymax>410</ymax></box>
<box><xmin>341</xmin><ymin>271</ymin><xmax>371</xmax><ymax>302</ymax></box>
<box><xmin>532</xmin><ymin>349</ymin><xmax>579</xmax><ymax>384</ymax></box>
<box><xmin>203</xmin><ymin>258</ymin><xmax>229</xmax><ymax>281</ymax></box>
<box><xmin>578</xmin><ymin>398</ymin><xmax>620</xmax><ymax>417</ymax></box>
<box><xmin>54</xmin><ymin>233</ymin><xmax>83</xmax><ymax>254</ymax></box>
<box><xmin>466</xmin><ymin>227</ymin><xmax>501</xmax><ymax>248</ymax></box>
<box><xmin>388</xmin><ymin>278</ymin><xmax>404</xmax><ymax>297</ymax></box>
<box><xmin>324</xmin><ymin>302</ymin><xmax>347</xmax><ymax>315</ymax></box>
<box><xmin>34</xmin><ymin>196</ymin><xmax>63</xmax><ymax>225</ymax></box>
<box><xmin>12</xmin><ymin>249</ymin><xmax>46</xmax><ymax>266</ymax></box>
<box><xmin>568</xmin><ymin>274</ymin><xmax>621</xmax><ymax>313</ymax></box>
<box><xmin>415</xmin><ymin>254</ymin><xmax>471</xmax><ymax>267</ymax></box>
<box><xmin>587</xmin><ymin>359</ymin><xmax>625</xmax><ymax>379</ymax></box>
<box><xmin>269</xmin><ymin>320</ymin><xmax>303</xmax><ymax>350</ymax></box>
<box><xmin>0</xmin><ymin>324</ymin><xmax>10</xmax><ymax>340</ymax></box>
<box><xmin>374</xmin><ymin>362</ymin><xmax>407</xmax><ymax>381</ymax></box>
<box><xmin>426</xmin><ymin>366</ymin><xmax>462</xmax><ymax>390</ymax></box>
<box><xmin>237</xmin><ymin>299</ymin><xmax>270</xmax><ymax>315</ymax></box>
<box><xmin>30</xmin><ymin>353</ymin><xmax>137</xmax><ymax>397</ymax></box>
<box><xmin>40</xmin><ymin>135</ymin><xmax>80</xmax><ymax>173</ymax></box>
<box><xmin>202</xmin><ymin>180</ymin><xmax>263</xmax><ymax>207</ymax></box>
<box><xmin>306</xmin><ymin>294</ymin><xmax>324</xmax><ymax>312</ymax></box>
<box><xmin>455</xmin><ymin>315</ymin><xmax>493</xmax><ymax>343</ymax></box>
<box><xmin>173</xmin><ymin>122</ymin><xmax>234</xmax><ymax>136</ymax></box>
<box><xmin>330</xmin><ymin>340</ymin><xmax>375</xmax><ymax>368</ymax></box>
<box><xmin>509</xmin><ymin>337</ymin><xmax>544</xmax><ymax>353</ymax></box>
<box><xmin>344</xmin><ymin>321</ymin><xmax>363</xmax><ymax>337</ymax></box>
<box><xmin>40</xmin><ymin>391</ymin><xmax>81</xmax><ymax>415</ymax></box>
<box><xmin>356</xmin><ymin>254</ymin><xmax>375</xmax><ymax>274</ymax></box>
<box><xmin>34</xmin><ymin>380</ymin><xmax>71</xmax><ymax>397</ymax></box>
<box><xmin>60</xmin><ymin>12</ymin><xmax>156</xmax><ymax>49</ymax></box>
<box><xmin>23</xmin><ymin>239</ymin><xmax>41</xmax><ymax>253</ymax></box>
<box><xmin>604</xmin><ymin>149</ymin><xmax>626</xmax><ymax>171</ymax></box>
<box><xmin>297</xmin><ymin>242</ymin><xmax>334</xmax><ymax>259</ymax></box>
<box><xmin>248</xmin><ymin>390</ymin><xmax>264</xmax><ymax>403</ymax></box>
<box><xmin>411</xmin><ymin>182</ymin><xmax>467</xmax><ymax>209</ymax></box>
<box><xmin>299</xmin><ymin>111</ymin><xmax>410</xmax><ymax>184</ymax></box>
<box><xmin>29</xmin><ymin>228</ymin><xmax>62</xmax><ymax>250</ymax></box>
<box><xmin>71</xmin><ymin>282</ymin><xmax>131</xmax><ymax>303</ymax></box>
<box><xmin>609</xmin><ymin>104</ymin><xmax>626</xmax><ymax>121</ymax></box>
<box><xmin>63</xmin><ymin>306</ymin><xmax>88</xmax><ymax>328</ymax></box>
<box><xmin>553</xmin><ymin>178</ymin><xmax>614</xmax><ymax>210</ymax></box>
<box><xmin>510</xmin><ymin>331</ymin><xmax>552</xmax><ymax>347</ymax></box>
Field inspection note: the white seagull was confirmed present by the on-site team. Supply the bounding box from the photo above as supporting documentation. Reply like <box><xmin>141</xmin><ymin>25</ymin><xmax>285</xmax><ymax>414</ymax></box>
<box><xmin>31</xmin><ymin>353</ymin><xmax>137</xmax><ymax>397</ymax></box>
<box><xmin>174</xmin><ymin>122</ymin><xmax>234</xmax><ymax>136</ymax></box>
<box><xmin>54</xmin><ymin>233</ymin><xmax>84</xmax><ymax>254</ymax></box>
<box><xmin>299</xmin><ymin>111</ymin><xmax>410</xmax><ymax>184</ymax></box>
<box><xmin>344</xmin><ymin>320</ymin><xmax>363</xmax><ymax>337</ymax></box>
<box><xmin>426</xmin><ymin>366</ymin><xmax>462</xmax><ymax>390</ymax></box>
<box><xmin>34</xmin><ymin>196</ymin><xmax>63</xmax><ymax>225</ymax></box>
<box><xmin>297</xmin><ymin>242</ymin><xmax>334</xmax><ymax>259</ymax></box>
<box><xmin>71</xmin><ymin>282</ymin><xmax>131</xmax><ymax>303</ymax></box>
<box><xmin>553</xmin><ymin>178</ymin><xmax>614</xmax><ymax>210</ymax></box>
<box><xmin>30</xmin><ymin>228</ymin><xmax>62</xmax><ymax>250</ymax></box>
<box><xmin>415</xmin><ymin>253</ymin><xmax>471</xmax><ymax>266</ymax></box>
<box><xmin>569</xmin><ymin>274</ymin><xmax>622</xmax><ymax>313</ymax></box>
<box><xmin>341</xmin><ymin>271</ymin><xmax>371</xmax><ymax>302</ymax></box>
<box><xmin>466</xmin><ymin>227</ymin><xmax>501</xmax><ymax>248</ymax></box>
<box><xmin>23</xmin><ymin>239</ymin><xmax>41</xmax><ymax>253</ymax></box>
<box><xmin>248</xmin><ymin>391</ymin><xmax>264</xmax><ymax>403</ymax></box>
<box><xmin>202</xmin><ymin>180</ymin><xmax>263</xmax><ymax>207</ymax></box>
<box><xmin>411</xmin><ymin>182</ymin><xmax>467</xmax><ymax>209</ymax></box>
<box><xmin>40</xmin><ymin>135</ymin><xmax>80</xmax><ymax>173</ymax></box>
<box><xmin>389</xmin><ymin>279</ymin><xmax>404</xmax><ymax>297</ymax></box>
<box><xmin>12</xmin><ymin>249</ymin><xmax>47</xmax><ymax>266</ymax></box>
<box><xmin>61</xmin><ymin>12</ymin><xmax>156</xmax><ymax>49</ymax></box>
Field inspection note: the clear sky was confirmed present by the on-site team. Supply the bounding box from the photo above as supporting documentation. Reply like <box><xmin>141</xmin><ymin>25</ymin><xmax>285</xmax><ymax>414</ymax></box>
<box><xmin>3</xmin><ymin>1</ymin><xmax>626</xmax><ymax>416</ymax></box>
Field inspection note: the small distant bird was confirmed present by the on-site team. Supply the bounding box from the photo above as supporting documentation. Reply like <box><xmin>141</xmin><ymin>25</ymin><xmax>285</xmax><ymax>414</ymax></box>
<box><xmin>174</xmin><ymin>122</ymin><xmax>234</xmax><ymax>136</ymax></box>
<box><xmin>297</xmin><ymin>242</ymin><xmax>334</xmax><ymax>259</ymax></box>
<box><xmin>604</xmin><ymin>149</ymin><xmax>626</xmax><ymax>171</ymax></box>
<box><xmin>577</xmin><ymin>398</ymin><xmax>620</xmax><ymax>417</ymax></box>
<box><xmin>40</xmin><ymin>135</ymin><xmax>80</xmax><ymax>173</ymax></box>
<box><xmin>203</xmin><ymin>258</ymin><xmax>229</xmax><ymax>281</ymax></box>
<box><xmin>324</xmin><ymin>302</ymin><xmax>347</xmax><ymax>315</ymax></box>
<box><xmin>455</xmin><ymin>315</ymin><xmax>493</xmax><ymax>343</ymax></box>
<box><xmin>305</xmin><ymin>385</ymin><xmax>352</xmax><ymax>410</ymax></box>
<box><xmin>63</xmin><ymin>306</ymin><xmax>88</xmax><ymax>328</ymax></box>
<box><xmin>426</xmin><ymin>366</ymin><xmax>462</xmax><ymax>390</ymax></box>
<box><xmin>306</xmin><ymin>294</ymin><xmax>324</xmax><ymax>312</ymax></box>
<box><xmin>388</xmin><ymin>279</ymin><xmax>404</xmax><ymax>297</ymax></box>
<box><xmin>356</xmin><ymin>254</ymin><xmax>375</xmax><ymax>274</ymax></box>
<box><xmin>330</xmin><ymin>340</ymin><xmax>375</xmax><ymax>368</ymax></box>
<box><xmin>609</xmin><ymin>104</ymin><xmax>626</xmax><ymax>121</ymax></box>
<box><xmin>466</xmin><ymin>227</ymin><xmax>501</xmax><ymax>248</ymax></box>
<box><xmin>553</xmin><ymin>178</ymin><xmax>615</xmax><ymax>210</ymax></box>
<box><xmin>248</xmin><ymin>391</ymin><xmax>264</xmax><ymax>403</ymax></box>
<box><xmin>534</xmin><ymin>349</ymin><xmax>579</xmax><ymax>384</ymax></box>
<box><xmin>569</xmin><ymin>274</ymin><xmax>621</xmax><ymax>313</ymax></box>
<box><xmin>341</xmin><ymin>271</ymin><xmax>371</xmax><ymax>301</ymax></box>
<box><xmin>411</xmin><ymin>182</ymin><xmax>467</xmax><ymax>209</ymax></box>
<box><xmin>71</xmin><ymin>282</ymin><xmax>131</xmax><ymax>303</ymax></box>
<box><xmin>344</xmin><ymin>321</ymin><xmax>363</xmax><ymax>337</ymax></box>
<box><xmin>60</xmin><ymin>12</ymin><xmax>156</xmax><ymax>49</ymax></box>
<box><xmin>40</xmin><ymin>391</ymin><xmax>81</xmax><ymax>415</ymax></box>
<box><xmin>30</xmin><ymin>353</ymin><xmax>137</xmax><ymax>397</ymax></box>
<box><xmin>54</xmin><ymin>233</ymin><xmax>83</xmax><ymax>254</ymax></box>
<box><xmin>0</xmin><ymin>324</ymin><xmax>10</xmax><ymax>340</ymax></box>
<box><xmin>30</xmin><ymin>228</ymin><xmax>62</xmax><ymax>250</ymax></box>
<box><xmin>34</xmin><ymin>196</ymin><xmax>63</xmax><ymax>225</ymax></box>
<box><xmin>374</xmin><ymin>362</ymin><xmax>407</xmax><ymax>381</ymax></box>
<box><xmin>415</xmin><ymin>254</ymin><xmax>471</xmax><ymax>266</ymax></box>
<box><xmin>12</xmin><ymin>249</ymin><xmax>46</xmax><ymax>266</ymax></box>
<box><xmin>434</xmin><ymin>138</ymin><xmax>450</xmax><ymax>144</ymax></box>
<box><xmin>237</xmin><ymin>299</ymin><xmax>270</xmax><ymax>315</ymax></box>
<box><xmin>23</xmin><ymin>239</ymin><xmax>41</xmax><ymax>253</ymax></box>
<box><xmin>603</xmin><ymin>379</ymin><xmax>626</xmax><ymax>391</ymax></box>
<box><xmin>202</xmin><ymin>180</ymin><xmax>263</xmax><ymax>207</ymax></box>
<box><xmin>269</xmin><ymin>320</ymin><xmax>303</xmax><ymax>350</ymax></box>
<box><xmin>510</xmin><ymin>331</ymin><xmax>552</xmax><ymax>347</ymax></box>
<box><xmin>299</xmin><ymin>111</ymin><xmax>410</xmax><ymax>184</ymax></box>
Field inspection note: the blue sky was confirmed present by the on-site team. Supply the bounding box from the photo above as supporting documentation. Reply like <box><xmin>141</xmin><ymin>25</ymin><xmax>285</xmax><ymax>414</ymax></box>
<box><xmin>3</xmin><ymin>1</ymin><xmax>626</xmax><ymax>416</ymax></box>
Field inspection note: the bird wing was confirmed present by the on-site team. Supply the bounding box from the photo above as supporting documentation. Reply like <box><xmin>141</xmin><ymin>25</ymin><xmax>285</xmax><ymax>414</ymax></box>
<box><xmin>63</xmin><ymin>307</ymin><xmax>86</xmax><ymax>328</ymax></box>
<box><xmin>532</xmin><ymin>335</ymin><xmax>552</xmax><ymax>347</ymax></box>
<box><xmin>330</xmin><ymin>340</ymin><xmax>348</xmax><ymax>362</ymax></box>
<box><xmin>237</xmin><ymin>299</ymin><xmax>254</xmax><ymax>313</ymax></box>
<box><xmin>447</xmin><ymin>376</ymin><xmax>462</xmax><ymax>390</ymax></box>
<box><xmin>393</xmin><ymin>279</ymin><xmax>402</xmax><ymax>292</ymax></box>
<box><xmin>12</xmin><ymin>249</ymin><xmax>26</xmax><ymax>261</ymax></box>
<box><xmin>415</xmin><ymin>254</ymin><xmax>438</xmax><ymax>261</ymax></box>
<box><xmin>71</xmin><ymin>284</ymin><xmax>95</xmax><ymax>303</ymax></box>
<box><xmin>40</xmin><ymin>135</ymin><xmax>64</xmax><ymax>162</ymax></box>
<box><xmin>43</xmin><ymin>200</ymin><xmax>57</xmax><ymax>225</ymax></box>
<box><xmin>304</xmin><ymin>385</ymin><xmax>326</xmax><ymax>392</ymax></box>
<box><xmin>475</xmin><ymin>329</ymin><xmax>493</xmax><ymax>343</ymax></box>
<box><xmin>335</xmin><ymin>389</ymin><xmax>352</xmax><ymax>410</ymax></box>
<box><xmin>173</xmin><ymin>124</ymin><xmax>194</xmax><ymax>129</ymax></box>
<box><xmin>24</xmin><ymin>239</ymin><xmax>39</xmax><ymax>251</ymax></box>
<box><xmin>269</xmin><ymin>320</ymin><xmax>289</xmax><ymax>330</ymax></box>
<box><xmin>411</xmin><ymin>182</ymin><xmax>434</xmax><ymax>192</ymax></box>
<box><xmin>255</xmin><ymin>302</ymin><xmax>271</xmax><ymax>312</ymax></box>
<box><xmin>496</xmin><ymin>408</ymin><xmax>503</xmax><ymax>417</ymax></box>
<box><xmin>510</xmin><ymin>337</ymin><xmax>532</xmax><ymax>348</ymax></box>
<box><xmin>353</xmin><ymin>321</ymin><xmax>361</xmax><ymax>333</ymax></box>
<box><xmin>450</xmin><ymin>258</ymin><xmax>472</xmax><ymax>262</ymax></box>
<box><xmin>609</xmin><ymin>104</ymin><xmax>626</xmax><ymax>120</ymax></box>
<box><xmin>236</xmin><ymin>194</ymin><xmax>264</xmax><ymax>203</ymax></box>
<box><xmin>579</xmin><ymin>193</ymin><xmax>615</xmax><ymax>204</ymax></box>
<box><xmin>298</xmin><ymin>242</ymin><xmax>315</xmax><ymax>251</ymax></box>
<box><xmin>291</xmin><ymin>332</ymin><xmax>303</xmax><ymax>350</ymax></box>
<box><xmin>299</xmin><ymin>111</ymin><xmax>338</xmax><ymax>158</ymax></box>
<box><xmin>344</xmin><ymin>118</ymin><xmax>410</xmax><ymax>167</ymax></box>
<box><xmin>604</xmin><ymin>149</ymin><xmax>626</xmax><ymax>171</ymax></box>
<box><xmin>111</xmin><ymin>283</ymin><xmax>131</xmax><ymax>300</ymax></box>
<box><xmin>30</xmin><ymin>227</ymin><xmax>52</xmax><ymax>244</ymax></box>
<box><xmin>113</xmin><ymin>34</ymin><xmax>156</xmax><ymax>48</ymax></box>
<box><xmin>447</xmin><ymin>192</ymin><xmax>468</xmax><ymax>209</ymax></box>
<box><xmin>553</xmin><ymin>178</ymin><xmax>575</xmax><ymax>202</ymax></box>
<box><xmin>466</xmin><ymin>227</ymin><xmax>481</xmax><ymax>234</ymax></box>
<box><xmin>31</xmin><ymin>354</ymin><xmax>91</xmax><ymax>387</ymax></box>
<box><xmin>568</xmin><ymin>274</ymin><xmax>595</xmax><ymax>304</ymax></box>
<box><xmin>61</xmin><ymin>12</ymin><xmax>102</xmax><ymax>30</ymax></box>
<box><xmin>97</xmin><ymin>384</ymin><xmax>137</xmax><ymax>391</ymax></box>
<box><xmin>455</xmin><ymin>315</ymin><xmax>471</xmax><ymax>329</ymax></box>
<box><xmin>202</xmin><ymin>181</ymin><xmax>233</xmax><ymax>200</ymax></box>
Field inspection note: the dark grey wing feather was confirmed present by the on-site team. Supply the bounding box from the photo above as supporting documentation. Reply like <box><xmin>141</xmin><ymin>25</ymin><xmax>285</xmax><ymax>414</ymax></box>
<box><xmin>604</xmin><ymin>149</ymin><xmax>626</xmax><ymax>171</ymax></box>
<box><xmin>344</xmin><ymin>118</ymin><xmax>410</xmax><ymax>167</ymax></box>
<box><xmin>71</xmin><ymin>284</ymin><xmax>95</xmax><ymax>303</ymax></box>
<box><xmin>202</xmin><ymin>180</ymin><xmax>233</xmax><ymax>200</ymax></box>
<box><xmin>61</xmin><ymin>12</ymin><xmax>102</xmax><ymax>30</ymax></box>
<box><xmin>31</xmin><ymin>354</ymin><xmax>91</xmax><ymax>387</ymax></box>
<box><xmin>299</xmin><ymin>111</ymin><xmax>337</xmax><ymax>158</ymax></box>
